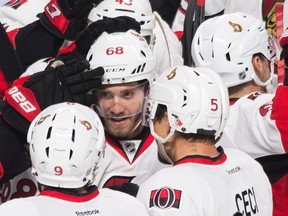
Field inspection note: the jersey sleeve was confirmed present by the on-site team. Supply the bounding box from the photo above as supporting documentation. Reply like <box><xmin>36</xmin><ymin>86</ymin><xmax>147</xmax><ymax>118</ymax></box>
<box><xmin>219</xmin><ymin>91</ymin><xmax>288</xmax><ymax>158</ymax></box>
<box><xmin>0</xmin><ymin>20</ymin><xmax>64</xmax><ymax>98</ymax></box>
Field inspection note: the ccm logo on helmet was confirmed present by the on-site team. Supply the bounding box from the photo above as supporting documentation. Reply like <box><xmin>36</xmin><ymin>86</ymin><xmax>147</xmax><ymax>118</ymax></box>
<box><xmin>7</xmin><ymin>86</ymin><xmax>37</xmax><ymax>113</ymax></box>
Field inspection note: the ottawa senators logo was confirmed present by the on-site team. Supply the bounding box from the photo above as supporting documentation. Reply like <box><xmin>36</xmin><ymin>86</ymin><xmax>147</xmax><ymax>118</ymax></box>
<box><xmin>228</xmin><ymin>21</ymin><xmax>242</xmax><ymax>32</ymax></box>
<box><xmin>79</xmin><ymin>120</ymin><xmax>92</xmax><ymax>131</ymax></box>
<box><xmin>167</xmin><ymin>68</ymin><xmax>177</xmax><ymax>80</ymax></box>
<box><xmin>149</xmin><ymin>187</ymin><xmax>182</xmax><ymax>209</ymax></box>
<box><xmin>37</xmin><ymin>114</ymin><xmax>51</xmax><ymax>125</ymax></box>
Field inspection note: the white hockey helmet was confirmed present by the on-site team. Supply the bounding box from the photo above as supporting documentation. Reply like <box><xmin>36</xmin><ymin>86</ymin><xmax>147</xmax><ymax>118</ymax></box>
<box><xmin>86</xmin><ymin>30</ymin><xmax>156</xmax><ymax>85</ymax></box>
<box><xmin>27</xmin><ymin>102</ymin><xmax>105</xmax><ymax>188</ymax></box>
<box><xmin>147</xmin><ymin>66</ymin><xmax>229</xmax><ymax>144</ymax></box>
<box><xmin>191</xmin><ymin>12</ymin><xmax>275</xmax><ymax>89</ymax></box>
<box><xmin>88</xmin><ymin>0</ymin><xmax>155</xmax><ymax>37</ymax></box>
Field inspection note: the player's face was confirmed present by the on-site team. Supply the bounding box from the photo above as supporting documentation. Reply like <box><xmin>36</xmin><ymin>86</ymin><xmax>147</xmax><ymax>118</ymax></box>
<box><xmin>96</xmin><ymin>82</ymin><xmax>147</xmax><ymax>139</ymax></box>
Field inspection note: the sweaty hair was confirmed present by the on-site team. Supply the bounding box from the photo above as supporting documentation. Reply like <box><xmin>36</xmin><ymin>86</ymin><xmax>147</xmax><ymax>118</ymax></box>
<box><xmin>154</xmin><ymin>104</ymin><xmax>216</xmax><ymax>144</ymax></box>
<box><xmin>228</xmin><ymin>81</ymin><xmax>250</xmax><ymax>96</ymax></box>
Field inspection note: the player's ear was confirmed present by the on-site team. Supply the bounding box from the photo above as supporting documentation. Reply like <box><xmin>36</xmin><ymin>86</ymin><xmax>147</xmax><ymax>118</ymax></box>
<box><xmin>252</xmin><ymin>54</ymin><xmax>270</xmax><ymax>82</ymax></box>
<box><xmin>163</xmin><ymin>112</ymin><xmax>171</xmax><ymax>135</ymax></box>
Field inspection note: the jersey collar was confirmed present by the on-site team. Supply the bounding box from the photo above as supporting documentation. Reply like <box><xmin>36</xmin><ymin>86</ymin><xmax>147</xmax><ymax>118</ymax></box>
<box><xmin>40</xmin><ymin>185</ymin><xmax>100</xmax><ymax>203</ymax></box>
<box><xmin>174</xmin><ymin>146</ymin><xmax>227</xmax><ymax>166</ymax></box>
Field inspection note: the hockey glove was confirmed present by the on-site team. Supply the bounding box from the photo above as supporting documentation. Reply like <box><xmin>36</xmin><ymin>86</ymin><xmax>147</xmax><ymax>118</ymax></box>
<box><xmin>39</xmin><ymin>0</ymin><xmax>103</xmax><ymax>40</ymax></box>
<box><xmin>1</xmin><ymin>59</ymin><xmax>104</xmax><ymax>134</ymax></box>
<box><xmin>58</xmin><ymin>16</ymin><xmax>141</xmax><ymax>62</ymax></box>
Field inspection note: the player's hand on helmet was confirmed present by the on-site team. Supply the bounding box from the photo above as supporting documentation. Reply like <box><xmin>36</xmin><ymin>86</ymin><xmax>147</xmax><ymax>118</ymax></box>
<box><xmin>57</xmin><ymin>16</ymin><xmax>141</xmax><ymax>62</ymax></box>
<box><xmin>1</xmin><ymin>59</ymin><xmax>104</xmax><ymax>134</ymax></box>
<box><xmin>39</xmin><ymin>0</ymin><xmax>103</xmax><ymax>40</ymax></box>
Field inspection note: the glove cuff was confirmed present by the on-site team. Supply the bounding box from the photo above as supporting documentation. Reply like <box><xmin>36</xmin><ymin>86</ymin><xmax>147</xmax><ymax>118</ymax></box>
<box><xmin>1</xmin><ymin>101</ymin><xmax>31</xmax><ymax>134</ymax></box>
<box><xmin>4</xmin><ymin>86</ymin><xmax>42</xmax><ymax>122</ymax></box>
<box><xmin>39</xmin><ymin>1</ymin><xmax>80</xmax><ymax>40</ymax></box>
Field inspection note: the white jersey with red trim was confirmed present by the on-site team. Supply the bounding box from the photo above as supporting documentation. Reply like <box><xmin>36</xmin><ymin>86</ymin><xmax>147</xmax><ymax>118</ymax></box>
<box><xmin>0</xmin><ymin>167</ymin><xmax>39</xmax><ymax>205</ymax></box>
<box><xmin>153</xmin><ymin>12</ymin><xmax>183</xmax><ymax>76</ymax></box>
<box><xmin>218</xmin><ymin>92</ymin><xmax>283</xmax><ymax>159</ymax></box>
<box><xmin>93</xmin><ymin>127</ymin><xmax>169</xmax><ymax>188</ymax></box>
<box><xmin>171</xmin><ymin>0</ymin><xmax>276</xmax><ymax>40</ymax></box>
<box><xmin>0</xmin><ymin>0</ymin><xmax>48</xmax><ymax>31</ymax></box>
<box><xmin>0</xmin><ymin>187</ymin><xmax>149</xmax><ymax>216</ymax></box>
<box><xmin>217</xmin><ymin>87</ymin><xmax>288</xmax><ymax>216</ymax></box>
<box><xmin>137</xmin><ymin>147</ymin><xmax>272</xmax><ymax>216</ymax></box>
<box><xmin>0</xmin><ymin>127</ymin><xmax>167</xmax><ymax>204</ymax></box>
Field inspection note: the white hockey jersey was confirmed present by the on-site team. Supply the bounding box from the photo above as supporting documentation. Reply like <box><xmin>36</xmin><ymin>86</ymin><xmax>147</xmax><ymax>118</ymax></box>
<box><xmin>217</xmin><ymin>88</ymin><xmax>288</xmax><ymax>216</ymax></box>
<box><xmin>93</xmin><ymin>127</ymin><xmax>169</xmax><ymax>188</ymax></box>
<box><xmin>0</xmin><ymin>187</ymin><xmax>149</xmax><ymax>216</ymax></box>
<box><xmin>137</xmin><ymin>147</ymin><xmax>273</xmax><ymax>216</ymax></box>
<box><xmin>218</xmin><ymin>92</ymin><xmax>283</xmax><ymax>159</ymax></box>
<box><xmin>0</xmin><ymin>0</ymin><xmax>49</xmax><ymax>31</ymax></box>
<box><xmin>172</xmin><ymin>0</ymin><xmax>280</xmax><ymax>39</ymax></box>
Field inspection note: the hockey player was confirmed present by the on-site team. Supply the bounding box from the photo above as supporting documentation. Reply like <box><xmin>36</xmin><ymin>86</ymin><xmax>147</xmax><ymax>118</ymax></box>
<box><xmin>86</xmin><ymin>30</ymin><xmax>169</xmax><ymax>190</ymax></box>
<box><xmin>0</xmin><ymin>29</ymin><xmax>168</xmax><ymax>202</ymax></box>
<box><xmin>136</xmin><ymin>65</ymin><xmax>273</xmax><ymax>215</ymax></box>
<box><xmin>0</xmin><ymin>102</ymin><xmax>149</xmax><ymax>216</ymax></box>
<box><xmin>0</xmin><ymin>0</ymin><xmax>145</xmax><ymax>97</ymax></box>
<box><xmin>0</xmin><ymin>59</ymin><xmax>105</xmax><ymax>203</ymax></box>
<box><xmin>0</xmin><ymin>0</ymin><xmax>100</xmax><ymax>97</ymax></box>
<box><xmin>0</xmin><ymin>3</ymin><xmax>141</xmax><ymax>199</ymax></box>
<box><xmin>172</xmin><ymin>0</ymin><xmax>282</xmax><ymax>40</ymax></box>
<box><xmin>191</xmin><ymin>12</ymin><xmax>287</xmax><ymax>216</ymax></box>
<box><xmin>88</xmin><ymin>0</ymin><xmax>183</xmax><ymax>77</ymax></box>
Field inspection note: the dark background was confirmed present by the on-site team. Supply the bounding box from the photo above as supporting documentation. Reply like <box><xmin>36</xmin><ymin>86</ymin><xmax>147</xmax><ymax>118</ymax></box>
<box><xmin>149</xmin><ymin>0</ymin><xmax>181</xmax><ymax>27</ymax></box>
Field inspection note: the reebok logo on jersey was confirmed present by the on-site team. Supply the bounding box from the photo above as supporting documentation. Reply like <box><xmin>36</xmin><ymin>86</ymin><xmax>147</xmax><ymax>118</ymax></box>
<box><xmin>149</xmin><ymin>187</ymin><xmax>182</xmax><ymax>209</ymax></box>
<box><xmin>75</xmin><ymin>209</ymin><xmax>100</xmax><ymax>215</ymax></box>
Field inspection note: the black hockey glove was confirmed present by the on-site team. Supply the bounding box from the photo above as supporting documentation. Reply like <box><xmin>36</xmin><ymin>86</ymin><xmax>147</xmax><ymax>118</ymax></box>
<box><xmin>39</xmin><ymin>0</ymin><xmax>103</xmax><ymax>40</ymax></box>
<box><xmin>280</xmin><ymin>45</ymin><xmax>288</xmax><ymax>86</ymax></box>
<box><xmin>1</xmin><ymin>59</ymin><xmax>104</xmax><ymax>134</ymax></box>
<box><xmin>58</xmin><ymin>16</ymin><xmax>141</xmax><ymax>62</ymax></box>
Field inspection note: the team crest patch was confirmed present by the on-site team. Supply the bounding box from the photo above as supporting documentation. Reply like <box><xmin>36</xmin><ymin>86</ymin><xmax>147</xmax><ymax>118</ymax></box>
<box><xmin>149</xmin><ymin>187</ymin><xmax>182</xmax><ymax>209</ymax></box>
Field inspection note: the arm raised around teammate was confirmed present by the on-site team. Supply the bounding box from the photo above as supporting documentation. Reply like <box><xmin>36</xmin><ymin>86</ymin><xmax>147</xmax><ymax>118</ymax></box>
<box><xmin>58</xmin><ymin>16</ymin><xmax>141</xmax><ymax>62</ymax></box>
<box><xmin>1</xmin><ymin>59</ymin><xmax>104</xmax><ymax>134</ymax></box>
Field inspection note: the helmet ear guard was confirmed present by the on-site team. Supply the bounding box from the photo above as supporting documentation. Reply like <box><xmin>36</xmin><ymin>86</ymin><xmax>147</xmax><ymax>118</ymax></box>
<box><xmin>27</xmin><ymin>102</ymin><xmax>105</xmax><ymax>188</ymax></box>
<box><xmin>191</xmin><ymin>12</ymin><xmax>275</xmax><ymax>92</ymax></box>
